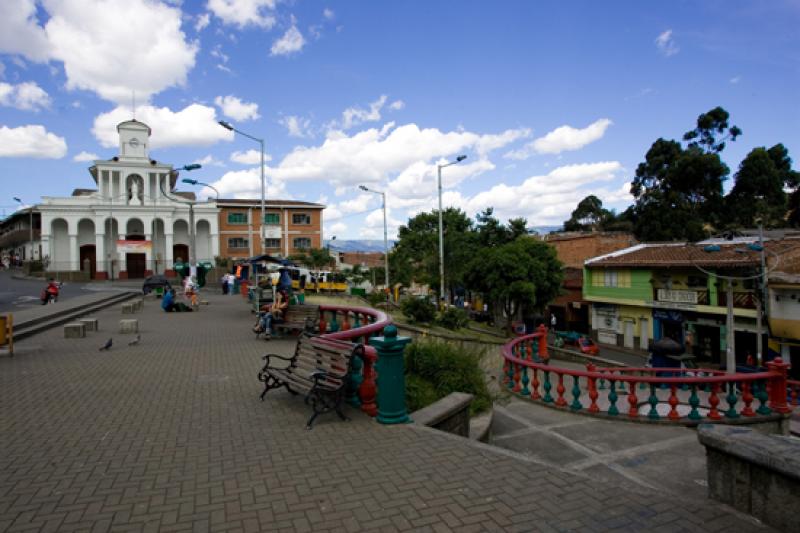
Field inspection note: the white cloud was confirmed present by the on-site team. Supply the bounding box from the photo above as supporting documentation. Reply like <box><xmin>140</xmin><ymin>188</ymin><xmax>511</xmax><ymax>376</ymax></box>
<box><xmin>459</xmin><ymin>161</ymin><xmax>625</xmax><ymax>225</ymax></box>
<box><xmin>73</xmin><ymin>150</ymin><xmax>99</xmax><ymax>162</ymax></box>
<box><xmin>388</xmin><ymin>159</ymin><xmax>495</xmax><ymax>200</ymax></box>
<box><xmin>41</xmin><ymin>0</ymin><xmax>198</xmax><ymax>103</ymax></box>
<box><xmin>327</xmin><ymin>222</ymin><xmax>346</xmax><ymax>235</ymax></box>
<box><xmin>505</xmin><ymin>119</ymin><xmax>611</xmax><ymax>159</ymax></box>
<box><xmin>323</xmin><ymin>8</ymin><xmax>335</xmax><ymax>20</ymax></box>
<box><xmin>195</xmin><ymin>13</ymin><xmax>210</xmax><ymax>32</ymax></box>
<box><xmin>730</xmin><ymin>75</ymin><xmax>742</xmax><ymax>84</ymax></box>
<box><xmin>279</xmin><ymin>115</ymin><xmax>312</xmax><ymax>138</ymax></box>
<box><xmin>214</xmin><ymin>95</ymin><xmax>260</xmax><ymax>121</ymax></box>
<box><xmin>263</xmin><ymin>122</ymin><xmax>522</xmax><ymax>194</ymax></box>
<box><xmin>194</xmin><ymin>154</ymin><xmax>225</xmax><ymax>167</ymax></box>
<box><xmin>340</xmin><ymin>95</ymin><xmax>387</xmax><ymax>130</ymax></box>
<box><xmin>230</xmin><ymin>149</ymin><xmax>271</xmax><ymax>164</ymax></box>
<box><xmin>388</xmin><ymin>100</ymin><xmax>405</xmax><ymax>111</ymax></box>
<box><xmin>0</xmin><ymin>124</ymin><xmax>67</xmax><ymax>158</ymax></box>
<box><xmin>0</xmin><ymin>81</ymin><xmax>51</xmax><ymax>111</ymax></box>
<box><xmin>207</xmin><ymin>0</ymin><xmax>276</xmax><ymax>29</ymax></box>
<box><xmin>655</xmin><ymin>29</ymin><xmax>679</xmax><ymax>57</ymax></box>
<box><xmin>206</xmin><ymin>167</ymin><xmax>288</xmax><ymax>200</ymax></box>
<box><xmin>271</xmin><ymin>25</ymin><xmax>305</xmax><ymax>56</ymax></box>
<box><xmin>0</xmin><ymin>0</ymin><xmax>51</xmax><ymax>62</ymax></box>
<box><xmin>92</xmin><ymin>103</ymin><xmax>233</xmax><ymax>149</ymax></box>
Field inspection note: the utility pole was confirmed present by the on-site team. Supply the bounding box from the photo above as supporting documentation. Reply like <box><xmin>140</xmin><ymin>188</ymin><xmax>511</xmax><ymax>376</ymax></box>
<box><xmin>726</xmin><ymin>279</ymin><xmax>735</xmax><ymax>374</ymax></box>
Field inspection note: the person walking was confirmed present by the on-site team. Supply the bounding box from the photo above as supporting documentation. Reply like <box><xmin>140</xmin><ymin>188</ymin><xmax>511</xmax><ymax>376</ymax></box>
<box><xmin>550</xmin><ymin>313</ymin><xmax>557</xmax><ymax>330</ymax></box>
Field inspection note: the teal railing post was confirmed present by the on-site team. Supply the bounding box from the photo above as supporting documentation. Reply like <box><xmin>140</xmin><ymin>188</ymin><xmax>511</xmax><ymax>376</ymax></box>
<box><xmin>370</xmin><ymin>324</ymin><xmax>412</xmax><ymax>424</ymax></box>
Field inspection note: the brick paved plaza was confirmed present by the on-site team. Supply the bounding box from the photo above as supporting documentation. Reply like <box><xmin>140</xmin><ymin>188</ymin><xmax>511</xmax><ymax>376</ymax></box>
<box><xmin>0</xmin><ymin>293</ymin><xmax>771</xmax><ymax>532</ymax></box>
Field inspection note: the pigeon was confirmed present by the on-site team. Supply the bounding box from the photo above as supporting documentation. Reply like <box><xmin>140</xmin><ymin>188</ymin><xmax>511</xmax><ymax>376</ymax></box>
<box><xmin>128</xmin><ymin>334</ymin><xmax>140</xmax><ymax>346</ymax></box>
<box><xmin>99</xmin><ymin>338</ymin><xmax>112</xmax><ymax>351</ymax></box>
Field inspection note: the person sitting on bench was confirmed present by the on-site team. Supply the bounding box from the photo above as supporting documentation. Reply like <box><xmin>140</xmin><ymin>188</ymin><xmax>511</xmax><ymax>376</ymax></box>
<box><xmin>162</xmin><ymin>289</ymin><xmax>193</xmax><ymax>312</ymax></box>
<box><xmin>254</xmin><ymin>289</ymin><xmax>288</xmax><ymax>340</ymax></box>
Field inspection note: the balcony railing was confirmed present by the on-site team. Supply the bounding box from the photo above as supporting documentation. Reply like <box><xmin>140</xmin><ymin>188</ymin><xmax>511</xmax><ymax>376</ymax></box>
<box><xmin>315</xmin><ymin>305</ymin><xmax>392</xmax><ymax>417</ymax></box>
<box><xmin>502</xmin><ymin>330</ymin><xmax>793</xmax><ymax>423</ymax></box>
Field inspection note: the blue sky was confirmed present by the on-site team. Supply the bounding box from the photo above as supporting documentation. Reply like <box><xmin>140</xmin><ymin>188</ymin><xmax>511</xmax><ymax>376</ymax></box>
<box><xmin>1</xmin><ymin>0</ymin><xmax>798</xmax><ymax>239</ymax></box>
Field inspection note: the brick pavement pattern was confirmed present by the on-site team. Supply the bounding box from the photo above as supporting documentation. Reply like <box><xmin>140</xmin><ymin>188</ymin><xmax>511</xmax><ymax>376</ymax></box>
<box><xmin>0</xmin><ymin>293</ymin><xmax>771</xmax><ymax>532</ymax></box>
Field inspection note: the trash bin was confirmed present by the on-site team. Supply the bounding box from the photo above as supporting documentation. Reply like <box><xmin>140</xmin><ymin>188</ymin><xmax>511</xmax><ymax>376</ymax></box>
<box><xmin>240</xmin><ymin>280</ymin><xmax>249</xmax><ymax>296</ymax></box>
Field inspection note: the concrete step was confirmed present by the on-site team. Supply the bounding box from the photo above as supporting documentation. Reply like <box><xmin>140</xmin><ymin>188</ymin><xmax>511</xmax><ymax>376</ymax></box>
<box><xmin>12</xmin><ymin>291</ymin><xmax>139</xmax><ymax>342</ymax></box>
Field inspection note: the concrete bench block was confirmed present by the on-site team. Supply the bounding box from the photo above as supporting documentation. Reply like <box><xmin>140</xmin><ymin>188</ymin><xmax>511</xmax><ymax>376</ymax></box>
<box><xmin>200</xmin><ymin>300</ymin><xmax>209</xmax><ymax>305</ymax></box>
<box><xmin>64</xmin><ymin>323</ymin><xmax>86</xmax><ymax>338</ymax></box>
<box><xmin>119</xmin><ymin>319</ymin><xmax>138</xmax><ymax>334</ymax></box>
<box><xmin>134</xmin><ymin>299</ymin><xmax>144</xmax><ymax>311</ymax></box>
<box><xmin>79</xmin><ymin>318</ymin><xmax>98</xmax><ymax>331</ymax></box>
<box><xmin>122</xmin><ymin>302</ymin><xmax>136</xmax><ymax>314</ymax></box>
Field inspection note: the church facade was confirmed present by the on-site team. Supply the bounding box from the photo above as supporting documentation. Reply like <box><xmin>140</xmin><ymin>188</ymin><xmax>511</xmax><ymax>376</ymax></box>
<box><xmin>37</xmin><ymin>119</ymin><xmax>219</xmax><ymax>279</ymax></box>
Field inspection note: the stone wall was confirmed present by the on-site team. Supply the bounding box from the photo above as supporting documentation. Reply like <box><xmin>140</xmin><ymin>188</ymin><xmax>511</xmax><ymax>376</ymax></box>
<box><xmin>411</xmin><ymin>392</ymin><xmax>473</xmax><ymax>438</ymax></box>
<box><xmin>698</xmin><ymin>423</ymin><xmax>800</xmax><ymax>532</ymax></box>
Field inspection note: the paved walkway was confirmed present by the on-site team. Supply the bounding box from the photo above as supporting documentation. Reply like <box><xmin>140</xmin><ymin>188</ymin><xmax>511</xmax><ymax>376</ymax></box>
<box><xmin>0</xmin><ymin>293</ymin><xmax>771</xmax><ymax>532</ymax></box>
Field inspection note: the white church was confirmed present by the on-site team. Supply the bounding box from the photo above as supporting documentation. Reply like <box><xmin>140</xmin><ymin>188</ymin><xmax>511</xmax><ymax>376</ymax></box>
<box><xmin>37</xmin><ymin>119</ymin><xmax>219</xmax><ymax>279</ymax></box>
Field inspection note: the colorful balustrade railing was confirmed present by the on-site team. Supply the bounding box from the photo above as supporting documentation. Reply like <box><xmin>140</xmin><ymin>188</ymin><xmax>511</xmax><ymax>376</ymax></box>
<box><xmin>317</xmin><ymin>305</ymin><xmax>391</xmax><ymax>418</ymax></box>
<box><xmin>502</xmin><ymin>331</ymin><xmax>793</xmax><ymax>423</ymax></box>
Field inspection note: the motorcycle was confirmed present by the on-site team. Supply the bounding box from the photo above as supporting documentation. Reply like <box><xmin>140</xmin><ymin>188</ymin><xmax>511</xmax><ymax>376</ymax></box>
<box><xmin>40</xmin><ymin>280</ymin><xmax>61</xmax><ymax>305</ymax></box>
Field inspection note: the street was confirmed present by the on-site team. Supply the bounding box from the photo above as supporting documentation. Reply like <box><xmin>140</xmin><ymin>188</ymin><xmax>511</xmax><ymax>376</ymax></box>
<box><xmin>0</xmin><ymin>270</ymin><xmax>134</xmax><ymax>313</ymax></box>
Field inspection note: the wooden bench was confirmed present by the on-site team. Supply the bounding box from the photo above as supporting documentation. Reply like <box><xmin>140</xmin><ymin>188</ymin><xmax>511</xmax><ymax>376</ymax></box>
<box><xmin>257</xmin><ymin>333</ymin><xmax>364</xmax><ymax>429</ymax></box>
<box><xmin>270</xmin><ymin>304</ymin><xmax>320</xmax><ymax>337</ymax></box>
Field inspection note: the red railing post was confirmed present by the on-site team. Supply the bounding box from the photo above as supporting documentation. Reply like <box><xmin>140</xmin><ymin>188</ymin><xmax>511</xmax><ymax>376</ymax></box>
<box><xmin>555</xmin><ymin>373</ymin><xmax>567</xmax><ymax>407</ymax></box>
<box><xmin>531</xmin><ymin>368</ymin><xmax>541</xmax><ymax>400</ymax></box>
<box><xmin>667</xmin><ymin>384</ymin><xmax>679</xmax><ymax>420</ymax></box>
<box><xmin>767</xmin><ymin>357</ymin><xmax>791</xmax><ymax>414</ymax></box>
<box><xmin>708</xmin><ymin>383</ymin><xmax>722</xmax><ymax>420</ymax></box>
<box><xmin>358</xmin><ymin>345</ymin><xmax>378</xmax><ymax>417</ymax></box>
<box><xmin>741</xmin><ymin>382</ymin><xmax>755</xmax><ymax>417</ymax></box>
<box><xmin>537</xmin><ymin>324</ymin><xmax>548</xmax><ymax>361</ymax></box>
<box><xmin>627</xmin><ymin>380</ymin><xmax>639</xmax><ymax>418</ymax></box>
<box><xmin>587</xmin><ymin>363</ymin><xmax>599</xmax><ymax>413</ymax></box>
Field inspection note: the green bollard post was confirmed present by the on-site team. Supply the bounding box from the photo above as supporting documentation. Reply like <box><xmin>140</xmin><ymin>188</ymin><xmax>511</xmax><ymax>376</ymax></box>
<box><xmin>370</xmin><ymin>324</ymin><xmax>412</xmax><ymax>424</ymax></box>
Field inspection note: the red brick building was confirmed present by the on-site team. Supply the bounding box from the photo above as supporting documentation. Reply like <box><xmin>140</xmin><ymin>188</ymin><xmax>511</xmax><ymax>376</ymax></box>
<box><xmin>338</xmin><ymin>251</ymin><xmax>385</xmax><ymax>269</ymax></box>
<box><xmin>217</xmin><ymin>199</ymin><xmax>324</xmax><ymax>260</ymax></box>
<box><xmin>544</xmin><ymin>232</ymin><xmax>637</xmax><ymax>332</ymax></box>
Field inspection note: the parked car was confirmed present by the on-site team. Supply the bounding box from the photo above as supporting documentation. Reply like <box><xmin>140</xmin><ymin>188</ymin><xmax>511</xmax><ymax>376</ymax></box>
<box><xmin>576</xmin><ymin>336</ymin><xmax>599</xmax><ymax>356</ymax></box>
<box><xmin>142</xmin><ymin>274</ymin><xmax>172</xmax><ymax>295</ymax></box>
<box><xmin>554</xmin><ymin>330</ymin><xmax>599</xmax><ymax>355</ymax></box>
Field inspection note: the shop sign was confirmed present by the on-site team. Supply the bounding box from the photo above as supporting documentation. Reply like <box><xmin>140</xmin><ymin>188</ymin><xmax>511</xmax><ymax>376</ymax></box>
<box><xmin>657</xmin><ymin>289</ymin><xmax>698</xmax><ymax>304</ymax></box>
<box><xmin>116</xmin><ymin>240</ymin><xmax>151</xmax><ymax>254</ymax></box>
<box><xmin>653</xmin><ymin>309</ymin><xmax>685</xmax><ymax>322</ymax></box>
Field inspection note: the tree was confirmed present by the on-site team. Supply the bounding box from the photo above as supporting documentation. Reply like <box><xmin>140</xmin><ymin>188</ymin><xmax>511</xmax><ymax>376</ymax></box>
<box><xmin>725</xmin><ymin>145</ymin><xmax>792</xmax><ymax>228</ymax></box>
<box><xmin>683</xmin><ymin>106</ymin><xmax>742</xmax><ymax>154</ymax></box>
<box><xmin>342</xmin><ymin>264</ymin><xmax>368</xmax><ymax>287</ymax></box>
<box><xmin>392</xmin><ymin>208</ymin><xmax>476</xmax><ymax>299</ymax></box>
<box><xmin>630</xmin><ymin>122</ymin><xmax>731</xmax><ymax>241</ymax></box>
<box><xmin>475</xmin><ymin>208</ymin><xmax>510</xmax><ymax>248</ymax></box>
<box><xmin>562</xmin><ymin>195</ymin><xmax>611</xmax><ymax>231</ymax></box>
<box><xmin>507</xmin><ymin>218</ymin><xmax>530</xmax><ymax>240</ymax></box>
<box><xmin>465</xmin><ymin>237</ymin><xmax>563</xmax><ymax>327</ymax></box>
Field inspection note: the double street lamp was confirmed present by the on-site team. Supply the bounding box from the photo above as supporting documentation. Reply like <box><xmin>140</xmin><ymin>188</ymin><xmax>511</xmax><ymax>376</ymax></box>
<box><xmin>436</xmin><ymin>155</ymin><xmax>467</xmax><ymax>307</ymax></box>
<box><xmin>158</xmin><ymin>164</ymin><xmax>202</xmax><ymax>268</ymax></box>
<box><xmin>359</xmin><ymin>185</ymin><xmax>389</xmax><ymax>292</ymax></box>
<box><xmin>13</xmin><ymin>197</ymin><xmax>34</xmax><ymax>261</ymax></box>
<box><xmin>218</xmin><ymin>120</ymin><xmax>265</xmax><ymax>246</ymax></box>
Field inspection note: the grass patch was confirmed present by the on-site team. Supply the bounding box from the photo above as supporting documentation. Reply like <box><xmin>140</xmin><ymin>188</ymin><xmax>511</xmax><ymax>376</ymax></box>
<box><xmin>405</xmin><ymin>338</ymin><xmax>492</xmax><ymax>415</ymax></box>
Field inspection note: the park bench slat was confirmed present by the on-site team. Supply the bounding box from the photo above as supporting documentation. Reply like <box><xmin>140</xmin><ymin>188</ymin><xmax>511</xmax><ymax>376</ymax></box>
<box><xmin>258</xmin><ymin>333</ymin><xmax>363</xmax><ymax>428</ymax></box>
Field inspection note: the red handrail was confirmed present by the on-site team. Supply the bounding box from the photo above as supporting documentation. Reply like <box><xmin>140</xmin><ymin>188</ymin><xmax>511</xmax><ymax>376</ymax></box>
<box><xmin>315</xmin><ymin>304</ymin><xmax>392</xmax><ymax>418</ymax></box>
<box><xmin>502</xmin><ymin>331</ymin><xmax>793</xmax><ymax>421</ymax></box>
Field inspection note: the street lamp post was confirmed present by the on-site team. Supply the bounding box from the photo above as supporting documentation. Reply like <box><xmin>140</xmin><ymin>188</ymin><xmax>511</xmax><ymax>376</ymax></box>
<box><xmin>13</xmin><ymin>197</ymin><xmax>33</xmax><ymax>261</ymax></box>
<box><xmin>182</xmin><ymin>179</ymin><xmax>220</xmax><ymax>201</ymax></box>
<box><xmin>436</xmin><ymin>155</ymin><xmax>467</xmax><ymax>307</ymax></box>
<box><xmin>218</xmin><ymin>121</ymin><xmax>265</xmax><ymax>250</ymax></box>
<box><xmin>159</xmin><ymin>164</ymin><xmax>202</xmax><ymax>269</ymax></box>
<box><xmin>359</xmin><ymin>185</ymin><xmax>390</xmax><ymax>292</ymax></box>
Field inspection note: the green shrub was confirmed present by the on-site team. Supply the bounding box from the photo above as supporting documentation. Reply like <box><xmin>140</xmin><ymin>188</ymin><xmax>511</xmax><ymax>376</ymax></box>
<box><xmin>404</xmin><ymin>339</ymin><xmax>491</xmax><ymax>414</ymax></box>
<box><xmin>405</xmin><ymin>374</ymin><xmax>439</xmax><ymax>412</ymax></box>
<box><xmin>436</xmin><ymin>307</ymin><xmax>469</xmax><ymax>330</ymax></box>
<box><xmin>400</xmin><ymin>297</ymin><xmax>436</xmax><ymax>323</ymax></box>
<box><xmin>365</xmin><ymin>291</ymin><xmax>386</xmax><ymax>307</ymax></box>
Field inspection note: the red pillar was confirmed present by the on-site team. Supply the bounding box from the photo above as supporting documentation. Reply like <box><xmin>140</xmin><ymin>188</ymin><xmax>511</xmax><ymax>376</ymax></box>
<box><xmin>767</xmin><ymin>357</ymin><xmax>791</xmax><ymax>414</ymax></box>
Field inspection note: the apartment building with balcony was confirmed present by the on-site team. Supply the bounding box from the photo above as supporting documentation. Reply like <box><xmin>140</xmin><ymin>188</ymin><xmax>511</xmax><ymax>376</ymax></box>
<box><xmin>217</xmin><ymin>199</ymin><xmax>325</xmax><ymax>260</ymax></box>
<box><xmin>583</xmin><ymin>237</ymin><xmax>800</xmax><ymax>368</ymax></box>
